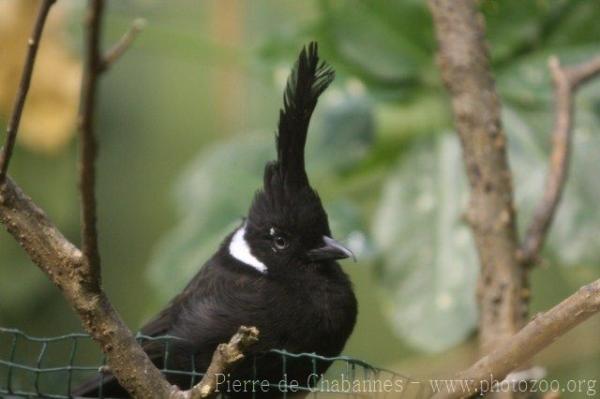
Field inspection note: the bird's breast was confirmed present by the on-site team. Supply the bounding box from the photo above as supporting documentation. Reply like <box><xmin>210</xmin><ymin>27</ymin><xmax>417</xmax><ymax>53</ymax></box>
<box><xmin>268</xmin><ymin>269</ymin><xmax>357</xmax><ymax>357</ymax></box>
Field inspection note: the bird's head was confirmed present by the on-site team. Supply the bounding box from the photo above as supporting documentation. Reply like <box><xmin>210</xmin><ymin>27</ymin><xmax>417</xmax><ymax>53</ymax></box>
<box><xmin>228</xmin><ymin>42</ymin><xmax>354</xmax><ymax>274</ymax></box>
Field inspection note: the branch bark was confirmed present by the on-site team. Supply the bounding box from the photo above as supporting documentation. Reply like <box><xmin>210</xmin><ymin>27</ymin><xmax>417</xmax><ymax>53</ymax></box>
<box><xmin>431</xmin><ymin>278</ymin><xmax>600</xmax><ymax>399</ymax></box>
<box><xmin>0</xmin><ymin>177</ymin><xmax>174</xmax><ymax>398</ymax></box>
<box><xmin>0</xmin><ymin>0</ymin><xmax>56</xmax><ymax>182</ymax></box>
<box><xmin>100</xmin><ymin>18</ymin><xmax>146</xmax><ymax>72</ymax></box>
<box><xmin>0</xmin><ymin>1</ymin><xmax>170</xmax><ymax>396</ymax></box>
<box><xmin>520</xmin><ymin>55</ymin><xmax>600</xmax><ymax>264</ymax></box>
<box><xmin>427</xmin><ymin>0</ymin><xmax>527</xmax><ymax>352</ymax></box>
<box><xmin>0</xmin><ymin>177</ymin><xmax>259</xmax><ymax>397</ymax></box>
<box><xmin>183</xmin><ymin>326</ymin><xmax>259</xmax><ymax>399</ymax></box>
<box><xmin>78</xmin><ymin>0</ymin><xmax>104</xmax><ymax>287</ymax></box>
<box><xmin>428</xmin><ymin>2</ymin><xmax>600</xmax><ymax>397</ymax></box>
<box><xmin>0</xmin><ymin>2</ymin><xmax>259</xmax><ymax>398</ymax></box>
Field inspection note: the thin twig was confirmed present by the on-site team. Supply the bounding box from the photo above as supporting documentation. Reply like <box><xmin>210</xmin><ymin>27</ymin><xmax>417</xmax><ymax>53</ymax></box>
<box><xmin>565</xmin><ymin>55</ymin><xmax>600</xmax><ymax>87</ymax></box>
<box><xmin>0</xmin><ymin>0</ymin><xmax>56</xmax><ymax>183</ymax></box>
<box><xmin>78</xmin><ymin>0</ymin><xmax>104</xmax><ymax>287</ymax></box>
<box><xmin>431</xmin><ymin>278</ymin><xmax>600</xmax><ymax>399</ymax></box>
<box><xmin>520</xmin><ymin>55</ymin><xmax>600</xmax><ymax>265</ymax></box>
<box><xmin>176</xmin><ymin>326</ymin><xmax>260</xmax><ymax>399</ymax></box>
<box><xmin>100</xmin><ymin>18</ymin><xmax>146</xmax><ymax>72</ymax></box>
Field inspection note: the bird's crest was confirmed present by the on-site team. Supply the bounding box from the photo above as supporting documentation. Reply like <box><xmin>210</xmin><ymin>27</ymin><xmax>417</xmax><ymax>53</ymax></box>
<box><xmin>273</xmin><ymin>42</ymin><xmax>334</xmax><ymax>189</ymax></box>
<box><xmin>250</xmin><ymin>43</ymin><xmax>333</xmax><ymax>232</ymax></box>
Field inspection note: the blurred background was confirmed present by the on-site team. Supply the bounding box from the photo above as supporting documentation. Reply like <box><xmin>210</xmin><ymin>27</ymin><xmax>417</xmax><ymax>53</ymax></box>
<box><xmin>0</xmin><ymin>0</ymin><xmax>599</xmax><ymax>396</ymax></box>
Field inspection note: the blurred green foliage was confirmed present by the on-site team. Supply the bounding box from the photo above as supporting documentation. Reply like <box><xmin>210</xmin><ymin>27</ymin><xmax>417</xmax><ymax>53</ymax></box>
<box><xmin>1</xmin><ymin>0</ymin><xmax>599</xmax><ymax>391</ymax></box>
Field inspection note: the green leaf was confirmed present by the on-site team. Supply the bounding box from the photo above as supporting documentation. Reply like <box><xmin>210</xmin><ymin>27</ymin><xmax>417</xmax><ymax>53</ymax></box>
<box><xmin>309</xmin><ymin>92</ymin><xmax>376</xmax><ymax>174</ymax></box>
<box><xmin>371</xmin><ymin>135</ymin><xmax>478</xmax><ymax>352</ymax></box>
<box><xmin>498</xmin><ymin>45</ymin><xmax>600</xmax><ymax>109</ymax></box>
<box><xmin>483</xmin><ymin>0</ymin><xmax>562</xmax><ymax>64</ymax></box>
<box><xmin>483</xmin><ymin>1</ymin><xmax>600</xmax><ymax>66</ymax></box>
<box><xmin>505</xmin><ymin>106</ymin><xmax>600</xmax><ymax>267</ymax></box>
<box><xmin>540</xmin><ymin>1</ymin><xmax>600</xmax><ymax>48</ymax></box>
<box><xmin>372</xmin><ymin>102</ymin><xmax>600</xmax><ymax>351</ymax></box>
<box><xmin>498</xmin><ymin>45</ymin><xmax>600</xmax><ymax>266</ymax></box>
<box><xmin>172</xmin><ymin>132</ymin><xmax>273</xmax><ymax>219</ymax></box>
<box><xmin>315</xmin><ymin>0</ymin><xmax>432</xmax><ymax>97</ymax></box>
<box><xmin>327</xmin><ymin>200</ymin><xmax>375</xmax><ymax>261</ymax></box>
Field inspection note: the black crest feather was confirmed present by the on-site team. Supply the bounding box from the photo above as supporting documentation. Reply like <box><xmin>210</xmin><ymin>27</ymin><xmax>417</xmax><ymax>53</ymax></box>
<box><xmin>275</xmin><ymin>42</ymin><xmax>335</xmax><ymax>189</ymax></box>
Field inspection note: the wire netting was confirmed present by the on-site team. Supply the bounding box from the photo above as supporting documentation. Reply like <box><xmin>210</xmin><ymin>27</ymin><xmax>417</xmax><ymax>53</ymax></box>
<box><xmin>0</xmin><ymin>327</ymin><xmax>430</xmax><ymax>398</ymax></box>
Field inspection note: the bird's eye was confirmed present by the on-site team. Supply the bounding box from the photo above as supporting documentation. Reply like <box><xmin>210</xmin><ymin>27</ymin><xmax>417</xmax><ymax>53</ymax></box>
<box><xmin>272</xmin><ymin>235</ymin><xmax>288</xmax><ymax>250</ymax></box>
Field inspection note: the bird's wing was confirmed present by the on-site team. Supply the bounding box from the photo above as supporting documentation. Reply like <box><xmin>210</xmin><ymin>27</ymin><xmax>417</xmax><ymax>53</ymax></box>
<box><xmin>137</xmin><ymin>264</ymin><xmax>216</xmax><ymax>362</ymax></box>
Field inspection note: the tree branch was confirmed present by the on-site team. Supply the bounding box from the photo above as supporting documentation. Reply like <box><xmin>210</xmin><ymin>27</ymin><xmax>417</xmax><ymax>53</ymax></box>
<box><xmin>0</xmin><ymin>0</ymin><xmax>167</xmax><ymax>397</ymax></box>
<box><xmin>565</xmin><ymin>55</ymin><xmax>600</xmax><ymax>87</ymax></box>
<box><xmin>431</xmin><ymin>278</ymin><xmax>600</xmax><ymax>399</ymax></box>
<box><xmin>0</xmin><ymin>172</ymin><xmax>262</xmax><ymax>399</ymax></box>
<box><xmin>180</xmin><ymin>326</ymin><xmax>260</xmax><ymax>399</ymax></box>
<box><xmin>0</xmin><ymin>177</ymin><xmax>173</xmax><ymax>398</ymax></box>
<box><xmin>78</xmin><ymin>0</ymin><xmax>105</xmax><ymax>287</ymax></box>
<box><xmin>0</xmin><ymin>2</ymin><xmax>261</xmax><ymax>398</ymax></box>
<box><xmin>0</xmin><ymin>0</ymin><xmax>56</xmax><ymax>183</ymax></box>
<box><xmin>100</xmin><ymin>18</ymin><xmax>146</xmax><ymax>72</ymax></box>
<box><xmin>427</xmin><ymin>0</ymin><xmax>527</xmax><ymax>352</ymax></box>
<box><xmin>520</xmin><ymin>55</ymin><xmax>600</xmax><ymax>264</ymax></box>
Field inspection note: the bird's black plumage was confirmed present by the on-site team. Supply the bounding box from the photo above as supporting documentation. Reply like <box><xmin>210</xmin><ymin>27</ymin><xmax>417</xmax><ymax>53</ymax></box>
<box><xmin>275</xmin><ymin>41</ymin><xmax>334</xmax><ymax>189</ymax></box>
<box><xmin>73</xmin><ymin>42</ymin><xmax>357</xmax><ymax>399</ymax></box>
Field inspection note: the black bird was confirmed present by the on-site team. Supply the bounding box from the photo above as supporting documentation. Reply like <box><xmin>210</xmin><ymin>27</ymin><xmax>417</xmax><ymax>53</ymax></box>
<box><xmin>74</xmin><ymin>42</ymin><xmax>357</xmax><ymax>398</ymax></box>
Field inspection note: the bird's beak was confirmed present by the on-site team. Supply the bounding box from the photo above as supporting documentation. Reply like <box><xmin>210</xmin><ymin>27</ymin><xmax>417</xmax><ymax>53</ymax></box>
<box><xmin>307</xmin><ymin>236</ymin><xmax>356</xmax><ymax>262</ymax></box>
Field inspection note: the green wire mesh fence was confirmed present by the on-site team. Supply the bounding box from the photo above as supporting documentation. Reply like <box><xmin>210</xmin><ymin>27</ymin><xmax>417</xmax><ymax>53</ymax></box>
<box><xmin>0</xmin><ymin>327</ymin><xmax>429</xmax><ymax>398</ymax></box>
